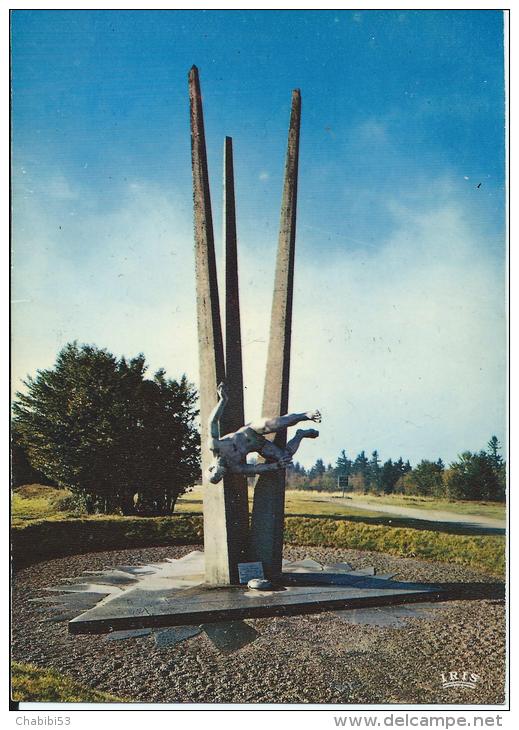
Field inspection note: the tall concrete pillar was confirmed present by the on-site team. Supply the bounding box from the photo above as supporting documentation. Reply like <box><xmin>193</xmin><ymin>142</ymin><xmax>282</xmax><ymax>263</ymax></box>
<box><xmin>249</xmin><ymin>90</ymin><xmax>301</xmax><ymax>579</ymax></box>
<box><xmin>222</xmin><ymin>137</ymin><xmax>246</xmax><ymax>435</ymax></box>
<box><xmin>221</xmin><ymin>136</ymin><xmax>249</xmax><ymax>562</ymax></box>
<box><xmin>188</xmin><ymin>66</ymin><xmax>247</xmax><ymax>584</ymax></box>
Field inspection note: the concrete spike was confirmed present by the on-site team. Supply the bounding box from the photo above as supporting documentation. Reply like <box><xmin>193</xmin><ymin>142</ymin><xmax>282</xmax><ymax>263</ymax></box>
<box><xmin>222</xmin><ymin>135</ymin><xmax>249</xmax><ymax>566</ymax></box>
<box><xmin>222</xmin><ymin>136</ymin><xmax>245</xmax><ymax>433</ymax></box>
<box><xmin>188</xmin><ymin>66</ymin><xmax>247</xmax><ymax>584</ymax></box>
<box><xmin>249</xmin><ymin>90</ymin><xmax>301</xmax><ymax>578</ymax></box>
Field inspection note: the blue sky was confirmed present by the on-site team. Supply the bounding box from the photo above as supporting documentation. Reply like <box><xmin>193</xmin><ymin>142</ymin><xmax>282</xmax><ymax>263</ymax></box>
<box><xmin>11</xmin><ymin>10</ymin><xmax>506</xmax><ymax>466</ymax></box>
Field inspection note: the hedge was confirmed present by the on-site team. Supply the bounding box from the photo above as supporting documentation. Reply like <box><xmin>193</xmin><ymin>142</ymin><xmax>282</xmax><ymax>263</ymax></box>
<box><xmin>11</xmin><ymin>513</ymin><xmax>505</xmax><ymax>577</ymax></box>
<box><xmin>284</xmin><ymin>517</ymin><xmax>505</xmax><ymax>577</ymax></box>
<box><xmin>11</xmin><ymin>514</ymin><xmax>203</xmax><ymax>568</ymax></box>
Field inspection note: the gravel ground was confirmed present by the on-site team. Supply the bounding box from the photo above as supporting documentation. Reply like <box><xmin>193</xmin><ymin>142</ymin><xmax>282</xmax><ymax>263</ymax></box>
<box><xmin>12</xmin><ymin>545</ymin><xmax>506</xmax><ymax>706</ymax></box>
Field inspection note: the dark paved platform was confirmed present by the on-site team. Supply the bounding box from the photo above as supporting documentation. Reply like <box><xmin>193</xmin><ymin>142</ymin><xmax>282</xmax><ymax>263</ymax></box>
<box><xmin>62</xmin><ymin>552</ymin><xmax>503</xmax><ymax>636</ymax></box>
<box><xmin>68</xmin><ymin>574</ymin><xmax>442</xmax><ymax>634</ymax></box>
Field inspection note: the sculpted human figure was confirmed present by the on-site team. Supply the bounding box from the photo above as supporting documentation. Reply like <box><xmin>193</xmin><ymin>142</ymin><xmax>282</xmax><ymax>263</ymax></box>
<box><xmin>206</xmin><ymin>382</ymin><xmax>321</xmax><ymax>484</ymax></box>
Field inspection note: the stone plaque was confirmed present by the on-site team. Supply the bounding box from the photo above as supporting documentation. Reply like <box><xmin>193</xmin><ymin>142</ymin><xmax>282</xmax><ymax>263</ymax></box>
<box><xmin>237</xmin><ymin>562</ymin><xmax>264</xmax><ymax>584</ymax></box>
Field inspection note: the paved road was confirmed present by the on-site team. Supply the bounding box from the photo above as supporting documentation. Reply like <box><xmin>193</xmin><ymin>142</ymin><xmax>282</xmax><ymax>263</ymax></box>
<box><xmin>329</xmin><ymin>497</ymin><xmax>506</xmax><ymax>531</ymax></box>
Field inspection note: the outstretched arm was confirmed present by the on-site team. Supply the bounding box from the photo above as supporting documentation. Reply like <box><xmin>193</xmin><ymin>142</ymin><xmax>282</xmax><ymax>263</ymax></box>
<box><xmin>208</xmin><ymin>382</ymin><xmax>228</xmax><ymax>440</ymax></box>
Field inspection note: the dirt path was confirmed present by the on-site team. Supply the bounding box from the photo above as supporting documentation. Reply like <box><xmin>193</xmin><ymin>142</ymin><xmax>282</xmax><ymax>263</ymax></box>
<box><xmin>328</xmin><ymin>497</ymin><xmax>505</xmax><ymax>531</ymax></box>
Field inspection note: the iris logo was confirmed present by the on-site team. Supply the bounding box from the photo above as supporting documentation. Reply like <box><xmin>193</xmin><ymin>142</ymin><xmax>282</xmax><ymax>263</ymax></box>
<box><xmin>441</xmin><ymin>671</ymin><xmax>480</xmax><ymax>689</ymax></box>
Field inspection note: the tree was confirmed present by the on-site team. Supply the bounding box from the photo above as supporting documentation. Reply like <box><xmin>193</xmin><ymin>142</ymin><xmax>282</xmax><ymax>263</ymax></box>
<box><xmin>484</xmin><ymin>436</ymin><xmax>506</xmax><ymax>499</ymax></box>
<box><xmin>306</xmin><ymin>458</ymin><xmax>327</xmax><ymax>491</ymax></box>
<box><xmin>368</xmin><ymin>450</ymin><xmax>381</xmax><ymax>492</ymax></box>
<box><xmin>129</xmin><ymin>369</ymin><xmax>201</xmax><ymax>514</ymax></box>
<box><xmin>404</xmin><ymin>459</ymin><xmax>445</xmax><ymax>497</ymax></box>
<box><xmin>11</xmin><ymin>428</ymin><xmax>56</xmax><ymax>489</ymax></box>
<box><xmin>351</xmin><ymin>450</ymin><xmax>369</xmax><ymax>492</ymax></box>
<box><xmin>352</xmin><ymin>451</ymin><xmax>368</xmax><ymax>476</ymax></box>
<box><xmin>335</xmin><ymin>450</ymin><xmax>352</xmax><ymax>478</ymax></box>
<box><xmin>309</xmin><ymin>458</ymin><xmax>326</xmax><ymax>479</ymax></box>
<box><xmin>12</xmin><ymin>343</ymin><xmax>200</xmax><ymax>514</ymax></box>
<box><xmin>446</xmin><ymin>451</ymin><xmax>504</xmax><ymax>502</ymax></box>
<box><xmin>286</xmin><ymin>460</ymin><xmax>310</xmax><ymax>490</ymax></box>
<box><xmin>487</xmin><ymin>436</ymin><xmax>504</xmax><ymax>470</ymax></box>
<box><xmin>393</xmin><ymin>457</ymin><xmax>411</xmax><ymax>488</ymax></box>
<box><xmin>380</xmin><ymin>458</ymin><xmax>402</xmax><ymax>495</ymax></box>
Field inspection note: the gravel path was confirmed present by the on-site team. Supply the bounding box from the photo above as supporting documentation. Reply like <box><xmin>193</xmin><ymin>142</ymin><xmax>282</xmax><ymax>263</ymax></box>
<box><xmin>323</xmin><ymin>496</ymin><xmax>505</xmax><ymax>530</ymax></box>
<box><xmin>12</xmin><ymin>545</ymin><xmax>506</xmax><ymax>706</ymax></box>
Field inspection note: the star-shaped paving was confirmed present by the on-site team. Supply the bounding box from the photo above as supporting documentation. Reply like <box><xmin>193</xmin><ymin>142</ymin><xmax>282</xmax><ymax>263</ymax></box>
<box><xmin>32</xmin><ymin>551</ymin><xmax>443</xmax><ymax>652</ymax></box>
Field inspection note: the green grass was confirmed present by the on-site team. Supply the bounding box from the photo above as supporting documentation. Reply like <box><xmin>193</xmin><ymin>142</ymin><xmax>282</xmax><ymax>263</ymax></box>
<box><xmin>11</xmin><ymin>484</ymin><xmax>505</xmax><ymax>578</ymax></box>
<box><xmin>14</xmin><ymin>484</ymin><xmax>61</xmax><ymax>499</ymax></box>
<box><xmin>342</xmin><ymin>491</ymin><xmax>506</xmax><ymax>520</ymax></box>
<box><xmin>284</xmin><ymin>517</ymin><xmax>505</xmax><ymax>578</ymax></box>
<box><xmin>14</xmin><ymin>484</ymin><xmax>505</xmax><ymax>526</ymax></box>
<box><xmin>13</xmin><ymin>513</ymin><xmax>504</xmax><ymax>577</ymax></box>
<box><xmin>176</xmin><ymin>487</ymin><xmax>505</xmax><ymax>534</ymax></box>
<box><xmin>11</xmin><ymin>511</ymin><xmax>504</xmax><ymax>577</ymax></box>
<box><xmin>14</xmin><ymin>485</ymin><xmax>378</xmax><ymax>522</ymax></box>
<box><xmin>11</xmin><ymin>662</ymin><xmax>125</xmax><ymax>703</ymax></box>
<box><xmin>12</xmin><ymin>485</ymin><xmax>77</xmax><ymax>523</ymax></box>
<box><xmin>176</xmin><ymin>488</ymin><xmax>383</xmax><ymax>519</ymax></box>
<box><xmin>12</xmin><ymin>513</ymin><xmax>203</xmax><ymax>569</ymax></box>
<box><xmin>176</xmin><ymin>487</ymin><xmax>389</xmax><ymax>518</ymax></box>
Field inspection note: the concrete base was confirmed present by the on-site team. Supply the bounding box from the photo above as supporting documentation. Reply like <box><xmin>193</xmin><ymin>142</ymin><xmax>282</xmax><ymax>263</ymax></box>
<box><xmin>66</xmin><ymin>551</ymin><xmax>442</xmax><ymax>635</ymax></box>
<box><xmin>69</xmin><ymin>580</ymin><xmax>441</xmax><ymax>634</ymax></box>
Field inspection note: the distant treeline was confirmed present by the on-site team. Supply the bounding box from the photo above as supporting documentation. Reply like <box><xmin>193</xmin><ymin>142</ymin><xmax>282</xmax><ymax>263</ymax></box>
<box><xmin>287</xmin><ymin>436</ymin><xmax>506</xmax><ymax>502</ymax></box>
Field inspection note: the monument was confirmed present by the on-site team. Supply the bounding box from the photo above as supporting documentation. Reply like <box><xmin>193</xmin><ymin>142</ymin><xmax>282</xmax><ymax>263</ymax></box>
<box><xmin>188</xmin><ymin>66</ymin><xmax>248</xmax><ymax>586</ymax></box>
<box><xmin>65</xmin><ymin>66</ymin><xmax>447</xmax><ymax>636</ymax></box>
<box><xmin>189</xmin><ymin>65</ymin><xmax>312</xmax><ymax>584</ymax></box>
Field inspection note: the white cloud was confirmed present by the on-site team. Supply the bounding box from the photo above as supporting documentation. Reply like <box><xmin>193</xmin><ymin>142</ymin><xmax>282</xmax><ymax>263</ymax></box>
<box><xmin>286</xmin><ymin>199</ymin><xmax>506</xmax><ymax>466</ymax></box>
<box><xmin>11</xmin><ymin>180</ymin><xmax>198</xmax><ymax>395</ymax></box>
<box><xmin>12</xmin><ymin>173</ymin><xmax>506</xmax><ymax>468</ymax></box>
